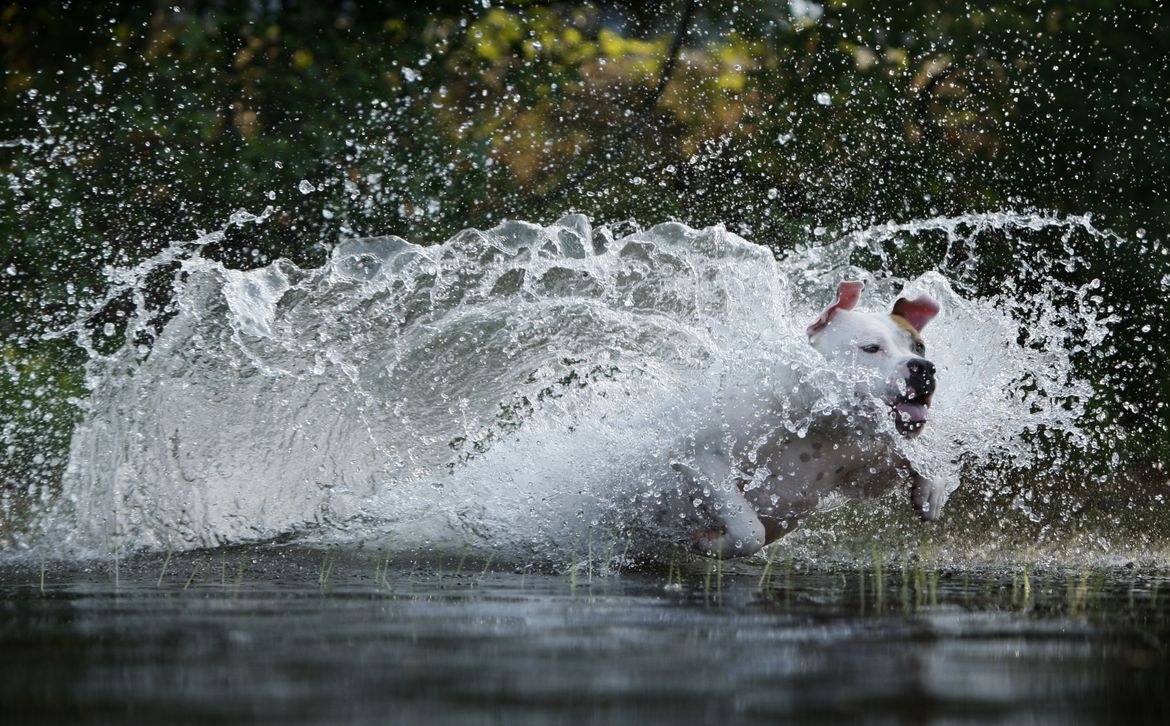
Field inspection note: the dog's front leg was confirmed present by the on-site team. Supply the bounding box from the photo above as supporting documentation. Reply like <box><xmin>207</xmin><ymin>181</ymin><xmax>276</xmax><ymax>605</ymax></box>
<box><xmin>910</xmin><ymin>472</ymin><xmax>948</xmax><ymax>521</ymax></box>
<box><xmin>671</xmin><ymin>451</ymin><xmax>766</xmax><ymax>558</ymax></box>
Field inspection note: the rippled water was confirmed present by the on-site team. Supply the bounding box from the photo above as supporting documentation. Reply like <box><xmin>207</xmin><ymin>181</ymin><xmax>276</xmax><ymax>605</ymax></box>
<box><xmin>2</xmin><ymin>550</ymin><xmax>1167</xmax><ymax>724</ymax></box>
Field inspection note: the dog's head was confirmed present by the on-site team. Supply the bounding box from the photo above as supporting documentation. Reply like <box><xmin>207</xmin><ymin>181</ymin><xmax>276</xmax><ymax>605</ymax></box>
<box><xmin>806</xmin><ymin>280</ymin><xmax>939</xmax><ymax>437</ymax></box>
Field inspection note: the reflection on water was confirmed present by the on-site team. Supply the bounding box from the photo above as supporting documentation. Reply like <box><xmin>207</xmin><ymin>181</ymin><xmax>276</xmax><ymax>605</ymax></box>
<box><xmin>1</xmin><ymin>548</ymin><xmax>1167</xmax><ymax>724</ymax></box>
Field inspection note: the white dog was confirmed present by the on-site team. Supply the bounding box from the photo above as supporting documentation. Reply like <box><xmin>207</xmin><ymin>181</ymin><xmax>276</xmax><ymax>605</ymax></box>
<box><xmin>671</xmin><ymin>280</ymin><xmax>947</xmax><ymax>557</ymax></box>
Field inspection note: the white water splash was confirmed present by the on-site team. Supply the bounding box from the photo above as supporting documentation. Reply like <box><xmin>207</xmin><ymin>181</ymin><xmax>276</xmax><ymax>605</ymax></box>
<box><xmin>38</xmin><ymin>213</ymin><xmax>1114</xmax><ymax>559</ymax></box>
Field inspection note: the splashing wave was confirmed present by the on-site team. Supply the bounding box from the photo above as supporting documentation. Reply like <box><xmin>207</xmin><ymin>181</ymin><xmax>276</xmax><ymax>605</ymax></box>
<box><xmin>39</xmin><ymin>213</ymin><xmax>1112</xmax><ymax>559</ymax></box>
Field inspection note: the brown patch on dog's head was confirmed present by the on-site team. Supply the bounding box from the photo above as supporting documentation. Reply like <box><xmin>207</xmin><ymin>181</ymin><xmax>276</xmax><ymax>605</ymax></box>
<box><xmin>890</xmin><ymin>314</ymin><xmax>926</xmax><ymax>347</ymax></box>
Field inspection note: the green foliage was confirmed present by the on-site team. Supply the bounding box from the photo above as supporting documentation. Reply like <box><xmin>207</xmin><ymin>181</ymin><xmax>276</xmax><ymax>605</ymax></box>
<box><xmin>0</xmin><ymin>341</ymin><xmax>85</xmax><ymax>518</ymax></box>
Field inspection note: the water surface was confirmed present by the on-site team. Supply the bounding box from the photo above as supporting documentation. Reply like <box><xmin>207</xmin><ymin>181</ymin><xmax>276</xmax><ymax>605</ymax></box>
<box><xmin>3</xmin><ymin>549</ymin><xmax>1167</xmax><ymax>724</ymax></box>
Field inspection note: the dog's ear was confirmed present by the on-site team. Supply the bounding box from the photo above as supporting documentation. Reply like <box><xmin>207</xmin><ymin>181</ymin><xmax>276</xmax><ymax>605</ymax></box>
<box><xmin>807</xmin><ymin>280</ymin><xmax>864</xmax><ymax>337</ymax></box>
<box><xmin>892</xmin><ymin>294</ymin><xmax>940</xmax><ymax>332</ymax></box>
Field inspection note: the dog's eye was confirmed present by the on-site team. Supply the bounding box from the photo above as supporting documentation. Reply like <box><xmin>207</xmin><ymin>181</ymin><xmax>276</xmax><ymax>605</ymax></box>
<box><xmin>913</xmin><ymin>342</ymin><xmax>926</xmax><ymax>355</ymax></box>
<box><xmin>860</xmin><ymin>344</ymin><xmax>881</xmax><ymax>354</ymax></box>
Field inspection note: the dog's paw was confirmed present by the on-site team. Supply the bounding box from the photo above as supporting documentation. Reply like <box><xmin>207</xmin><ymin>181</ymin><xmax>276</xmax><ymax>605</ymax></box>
<box><xmin>691</xmin><ymin>527</ymin><xmax>722</xmax><ymax>547</ymax></box>
<box><xmin>690</xmin><ymin>519</ymin><xmax>766</xmax><ymax>558</ymax></box>
<box><xmin>911</xmin><ymin>474</ymin><xmax>948</xmax><ymax>521</ymax></box>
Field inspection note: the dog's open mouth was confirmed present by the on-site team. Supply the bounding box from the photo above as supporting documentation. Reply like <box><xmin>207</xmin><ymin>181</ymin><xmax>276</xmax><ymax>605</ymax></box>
<box><xmin>892</xmin><ymin>392</ymin><xmax>932</xmax><ymax>437</ymax></box>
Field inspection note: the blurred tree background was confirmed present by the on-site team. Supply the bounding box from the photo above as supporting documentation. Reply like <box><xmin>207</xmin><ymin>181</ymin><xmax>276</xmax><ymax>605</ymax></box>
<box><xmin>1</xmin><ymin>1</ymin><xmax>1167</xmax><ymax>515</ymax></box>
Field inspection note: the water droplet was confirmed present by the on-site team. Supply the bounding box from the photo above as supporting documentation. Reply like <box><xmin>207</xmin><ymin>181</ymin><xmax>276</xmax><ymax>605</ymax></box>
<box><xmin>229</xmin><ymin>209</ymin><xmax>257</xmax><ymax>225</ymax></box>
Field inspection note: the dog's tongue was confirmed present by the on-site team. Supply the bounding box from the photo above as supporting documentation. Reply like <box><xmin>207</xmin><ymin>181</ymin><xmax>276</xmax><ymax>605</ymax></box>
<box><xmin>894</xmin><ymin>401</ymin><xmax>929</xmax><ymax>425</ymax></box>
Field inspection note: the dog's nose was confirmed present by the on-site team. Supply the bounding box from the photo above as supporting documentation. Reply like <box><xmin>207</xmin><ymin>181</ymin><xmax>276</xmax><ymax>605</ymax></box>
<box><xmin>907</xmin><ymin>357</ymin><xmax>936</xmax><ymax>399</ymax></box>
<box><xmin>908</xmin><ymin>358</ymin><xmax>936</xmax><ymax>378</ymax></box>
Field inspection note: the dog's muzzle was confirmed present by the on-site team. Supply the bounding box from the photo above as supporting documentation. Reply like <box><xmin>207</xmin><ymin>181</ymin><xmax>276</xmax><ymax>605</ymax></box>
<box><xmin>892</xmin><ymin>357</ymin><xmax>936</xmax><ymax>437</ymax></box>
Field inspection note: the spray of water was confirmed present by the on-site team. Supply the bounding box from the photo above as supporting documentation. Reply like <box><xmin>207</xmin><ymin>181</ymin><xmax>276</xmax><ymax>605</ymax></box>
<box><xmin>23</xmin><ymin>211</ymin><xmax>1121</xmax><ymax>562</ymax></box>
